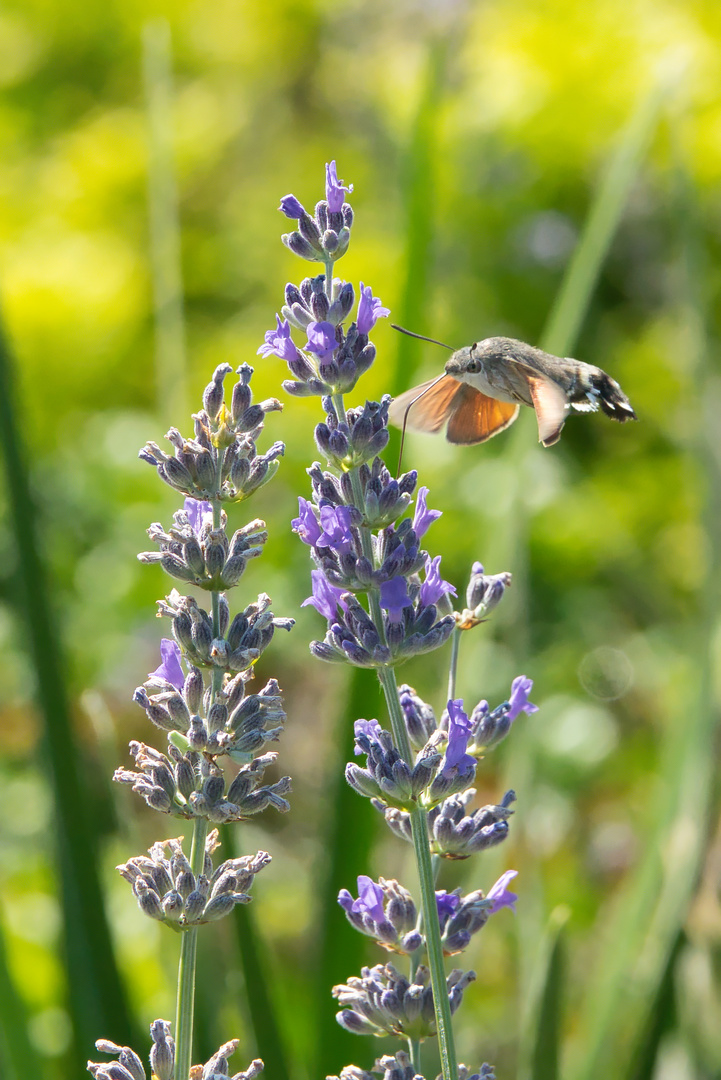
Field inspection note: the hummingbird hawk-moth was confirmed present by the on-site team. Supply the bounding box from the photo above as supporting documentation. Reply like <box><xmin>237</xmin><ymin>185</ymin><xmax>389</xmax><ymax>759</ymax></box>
<box><xmin>388</xmin><ymin>328</ymin><xmax>637</xmax><ymax>448</ymax></box>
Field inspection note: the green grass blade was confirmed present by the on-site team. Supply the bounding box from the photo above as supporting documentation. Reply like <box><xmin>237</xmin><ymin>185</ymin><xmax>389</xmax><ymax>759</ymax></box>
<box><xmin>230</xmin><ymin>896</ymin><xmax>291</xmax><ymax>1080</ymax></box>
<box><xmin>143</xmin><ymin>18</ymin><xmax>188</xmax><ymax>425</ymax></box>
<box><xmin>0</xmin><ymin>912</ymin><xmax>41</xmax><ymax>1079</ymax></box>
<box><xmin>0</xmin><ymin>314</ymin><xmax>137</xmax><ymax>1066</ymax></box>
<box><xmin>517</xmin><ymin>907</ymin><xmax>569</xmax><ymax>1080</ymax></box>
<box><xmin>389</xmin><ymin>38</ymin><xmax>449</xmax><ymax>398</ymax></box>
<box><xmin>541</xmin><ymin>75</ymin><xmax>675</xmax><ymax>358</ymax></box>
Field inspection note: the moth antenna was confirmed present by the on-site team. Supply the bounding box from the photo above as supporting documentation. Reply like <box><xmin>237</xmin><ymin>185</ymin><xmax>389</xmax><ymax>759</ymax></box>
<box><xmin>397</xmin><ymin>372</ymin><xmax>449</xmax><ymax>476</ymax></box>
<box><xmin>391</xmin><ymin>324</ymin><xmax>454</xmax><ymax>351</ymax></box>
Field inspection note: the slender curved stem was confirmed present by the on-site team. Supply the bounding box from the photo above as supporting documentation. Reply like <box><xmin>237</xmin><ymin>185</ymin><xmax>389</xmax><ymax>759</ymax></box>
<box><xmin>174</xmin><ymin>817</ymin><xmax>208</xmax><ymax>1080</ymax></box>
<box><xmin>447</xmin><ymin>625</ymin><xmax>460</xmax><ymax>702</ymax></box>
<box><xmin>176</xmin><ymin>489</ymin><xmax>223</xmax><ymax>1078</ymax></box>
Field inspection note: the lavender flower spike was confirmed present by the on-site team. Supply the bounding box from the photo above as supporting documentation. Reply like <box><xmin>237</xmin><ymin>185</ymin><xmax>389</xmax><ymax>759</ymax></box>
<box><xmin>486</xmin><ymin>870</ymin><xmax>518</xmax><ymax>914</ymax></box>
<box><xmin>357</xmin><ymin>282</ymin><xmax>390</xmax><ymax>335</ymax></box>
<box><xmin>326</xmin><ymin>159</ymin><xmax>353</xmax><ymax>212</ymax></box>
<box><xmin>258</xmin><ymin>315</ymin><xmax>300</xmax><ymax>362</ymax></box>
<box><xmin>149</xmin><ymin>639</ymin><xmax>184</xmax><ymax>691</ymax></box>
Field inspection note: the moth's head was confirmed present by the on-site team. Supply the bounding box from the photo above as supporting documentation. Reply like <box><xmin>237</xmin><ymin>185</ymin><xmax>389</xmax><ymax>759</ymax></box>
<box><xmin>445</xmin><ymin>336</ymin><xmax>526</xmax><ymax>380</ymax></box>
<box><xmin>444</xmin><ymin>345</ymin><xmax>475</xmax><ymax>379</ymax></box>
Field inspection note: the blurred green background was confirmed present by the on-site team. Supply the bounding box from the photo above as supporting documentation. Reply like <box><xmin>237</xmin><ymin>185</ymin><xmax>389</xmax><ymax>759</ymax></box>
<box><xmin>1</xmin><ymin>1</ymin><xmax>720</xmax><ymax>1079</ymax></box>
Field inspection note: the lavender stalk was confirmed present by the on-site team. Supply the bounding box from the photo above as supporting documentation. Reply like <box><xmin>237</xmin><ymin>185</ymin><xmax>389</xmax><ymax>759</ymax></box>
<box><xmin>261</xmin><ymin>162</ymin><xmax>536</xmax><ymax>1080</ymax></box>
<box><xmin>89</xmin><ymin>365</ymin><xmax>292</xmax><ymax>1080</ymax></box>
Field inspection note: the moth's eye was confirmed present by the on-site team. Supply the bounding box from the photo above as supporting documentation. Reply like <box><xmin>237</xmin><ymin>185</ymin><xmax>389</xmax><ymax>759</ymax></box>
<box><xmin>467</xmin><ymin>358</ymin><xmax>480</xmax><ymax>373</ymax></box>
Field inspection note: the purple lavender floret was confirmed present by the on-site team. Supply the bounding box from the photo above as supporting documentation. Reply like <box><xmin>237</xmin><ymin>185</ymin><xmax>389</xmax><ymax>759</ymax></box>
<box><xmin>279</xmin><ymin>194</ymin><xmax>306</xmax><ymax>219</ymax></box>
<box><xmin>442</xmin><ymin>700</ymin><xmax>476</xmax><ymax>778</ymax></box>
<box><xmin>301</xmin><ymin>569</ymin><xmax>347</xmax><ymax>621</ymax></box>
<box><xmin>380</xmin><ymin>577</ymin><xmax>413</xmax><ymax>622</ymax></box>
<box><xmin>258</xmin><ymin>315</ymin><xmax>300</xmax><ymax>362</ymax></box>
<box><xmin>357</xmin><ymin>283</ymin><xmax>390</xmax><ymax>335</ymax></box>
<box><xmin>149</xmin><ymin>639</ymin><xmax>185</xmax><ymax>692</ymax></box>
<box><xmin>291</xmin><ymin>497</ymin><xmax>321</xmax><ymax>546</ymax></box>
<box><xmin>436</xmin><ymin>890</ymin><xmax>461</xmax><ymax>923</ymax></box>
<box><xmin>317</xmin><ymin>504</ymin><xmax>355</xmax><ymax>553</ymax></box>
<box><xmin>348</xmin><ymin>875</ymin><xmax>386</xmax><ymax>922</ymax></box>
<box><xmin>184</xmin><ymin>497</ymin><xmax>212</xmax><ymax>536</ymax></box>
<box><xmin>486</xmin><ymin>870</ymin><xmax>518</xmax><ymax>914</ymax></box>
<box><xmin>326</xmin><ymin>159</ymin><xmax>353</xmax><ymax>212</ymax></box>
<box><xmin>507</xmin><ymin>676</ymin><xmax>538</xmax><ymax>722</ymax></box>
<box><xmin>305</xmin><ymin>320</ymin><xmax>338</xmax><ymax>362</ymax></box>
<box><xmin>420</xmin><ymin>554</ymin><xmax>457</xmax><ymax>607</ymax></box>
<box><xmin>412</xmin><ymin>486</ymin><xmax>441</xmax><ymax>540</ymax></box>
<box><xmin>353</xmin><ymin>717</ymin><xmax>384</xmax><ymax>755</ymax></box>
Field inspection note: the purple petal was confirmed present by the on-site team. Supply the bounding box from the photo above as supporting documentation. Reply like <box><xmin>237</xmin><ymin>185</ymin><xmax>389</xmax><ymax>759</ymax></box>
<box><xmin>301</xmin><ymin>569</ymin><xmax>346</xmax><ymax>621</ymax></box>
<box><xmin>357</xmin><ymin>282</ymin><xmax>390</xmax><ymax>335</ymax></box>
<box><xmin>317</xmin><ymin>504</ymin><xmax>354</xmax><ymax>553</ymax></box>
<box><xmin>291</xmin><ymin>497</ymin><xmax>322</xmax><ymax>546</ymax></box>
<box><xmin>435</xmin><ymin>890</ymin><xmax>460</xmax><ymax>920</ymax></box>
<box><xmin>353</xmin><ymin>718</ymin><xmax>384</xmax><ymax>755</ymax></box>
<box><xmin>257</xmin><ymin>314</ymin><xmax>299</xmax><ymax>362</ymax></box>
<box><xmin>325</xmin><ymin>160</ymin><xmax>353</xmax><ymax>213</ymax></box>
<box><xmin>412</xmin><ymin>487</ymin><xmax>442</xmax><ymax>540</ymax></box>
<box><xmin>443</xmin><ymin>699</ymin><xmax>475</xmax><ymax>776</ymax></box>
<box><xmin>150</xmin><ymin>638</ymin><xmax>184</xmax><ymax>691</ymax></box>
<box><xmin>184</xmin><ymin>498</ymin><xmax>212</xmax><ymax>536</ymax></box>
<box><xmin>380</xmin><ymin>576</ymin><xmax>412</xmax><ymax>623</ymax></box>
<box><xmin>305</xmin><ymin>320</ymin><xmax>337</xmax><ymax>361</ymax></box>
<box><xmin>279</xmin><ymin>194</ymin><xmax>306</xmax><ymax>219</ymax></box>
<box><xmin>486</xmin><ymin>870</ymin><xmax>518</xmax><ymax>914</ymax></box>
<box><xmin>350</xmin><ymin>875</ymin><xmax>385</xmax><ymax>922</ymax></box>
<box><xmin>420</xmin><ymin>554</ymin><xmax>457</xmax><ymax>607</ymax></box>
<box><xmin>507</xmin><ymin>676</ymin><xmax>538</xmax><ymax>722</ymax></box>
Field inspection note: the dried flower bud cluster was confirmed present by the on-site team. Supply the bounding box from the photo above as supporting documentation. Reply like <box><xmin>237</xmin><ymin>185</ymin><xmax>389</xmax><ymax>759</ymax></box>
<box><xmin>154</xmin><ymin>589</ymin><xmax>293</xmax><ymax>674</ymax></box>
<box><xmin>116</xmin><ymin>833</ymin><xmax>270</xmax><ymax>928</ymax></box>
<box><xmin>455</xmin><ymin>562</ymin><xmax>513</xmax><ymax>630</ymax></box>
<box><xmin>379</xmin><ymin>790</ymin><xmax>517</xmax><ymax>860</ymax></box>
<box><xmin>140</xmin><ymin>504</ymin><xmax>268</xmax><ymax>592</ymax></box>
<box><xmin>333</xmin><ymin>963</ymin><xmax>475</xmax><ymax>1041</ymax></box>
<box><xmin>314</xmin><ymin>396</ymin><xmax>391</xmax><ymax>471</ymax></box>
<box><xmin>331</xmin><ymin>1049</ymin><xmax>496</xmax><ymax>1080</ymax></box>
<box><xmin>87</xmin><ymin>1020</ymin><xmax>264</xmax><ymax>1080</ymax></box>
<box><xmin>140</xmin><ymin>363</ymin><xmax>284</xmax><ymax>504</ymax></box>
<box><xmin>115</xmin><ymin>742</ymin><xmax>290</xmax><ymax>823</ymax></box>
<box><xmin>338</xmin><ymin>871</ymin><xmax>517</xmax><ymax>960</ymax></box>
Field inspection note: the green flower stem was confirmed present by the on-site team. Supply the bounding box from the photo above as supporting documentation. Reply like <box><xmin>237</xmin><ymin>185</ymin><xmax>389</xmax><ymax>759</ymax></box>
<box><xmin>174</xmin><ymin>816</ymin><xmax>208</xmax><ymax>1080</ymax></box>
<box><xmin>176</xmin><ymin>489</ymin><xmax>224</xmax><ymax>1078</ymax></box>
<box><xmin>378</xmin><ymin>665</ymin><xmax>458</xmax><ymax>1080</ymax></box>
<box><xmin>447</xmin><ymin>625</ymin><xmax>460</xmax><ymax>702</ymax></box>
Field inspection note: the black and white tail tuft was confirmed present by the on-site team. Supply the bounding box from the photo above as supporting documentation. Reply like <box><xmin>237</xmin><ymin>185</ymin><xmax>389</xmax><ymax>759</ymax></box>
<box><xmin>592</xmin><ymin>372</ymin><xmax>637</xmax><ymax>422</ymax></box>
